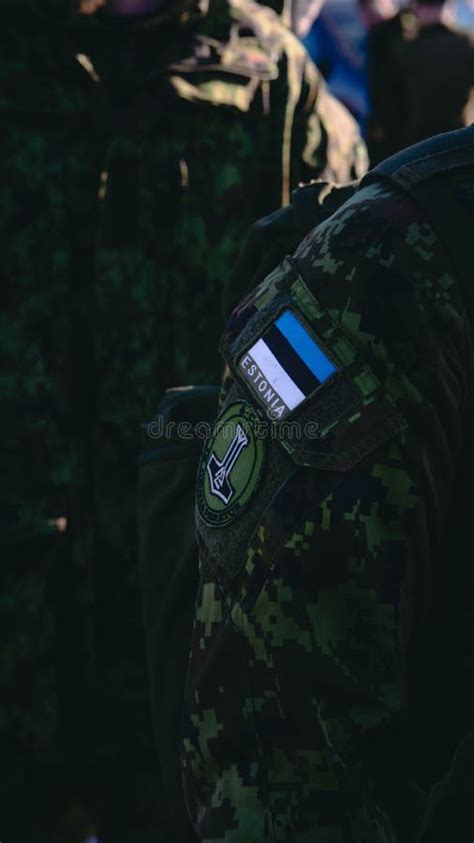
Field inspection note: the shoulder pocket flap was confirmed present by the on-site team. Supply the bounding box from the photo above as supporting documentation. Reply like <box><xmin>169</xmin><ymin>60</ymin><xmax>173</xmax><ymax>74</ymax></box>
<box><xmin>220</xmin><ymin>256</ymin><xmax>407</xmax><ymax>472</ymax></box>
<box><xmin>198</xmin><ymin>260</ymin><xmax>408</xmax><ymax>588</ymax></box>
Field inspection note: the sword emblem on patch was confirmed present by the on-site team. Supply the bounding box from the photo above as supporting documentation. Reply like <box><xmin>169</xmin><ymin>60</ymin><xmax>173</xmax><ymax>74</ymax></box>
<box><xmin>207</xmin><ymin>423</ymin><xmax>249</xmax><ymax>504</ymax></box>
<box><xmin>239</xmin><ymin>308</ymin><xmax>338</xmax><ymax>420</ymax></box>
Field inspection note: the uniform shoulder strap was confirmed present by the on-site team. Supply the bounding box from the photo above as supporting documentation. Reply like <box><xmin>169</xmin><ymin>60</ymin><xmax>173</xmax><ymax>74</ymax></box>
<box><xmin>363</xmin><ymin>126</ymin><xmax>474</xmax><ymax>188</ymax></box>
<box><xmin>362</xmin><ymin>127</ymin><xmax>474</xmax><ymax>322</ymax></box>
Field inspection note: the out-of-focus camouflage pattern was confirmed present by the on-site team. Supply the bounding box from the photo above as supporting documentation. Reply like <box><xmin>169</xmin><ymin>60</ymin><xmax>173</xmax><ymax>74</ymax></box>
<box><xmin>183</xmin><ymin>178</ymin><xmax>474</xmax><ymax>840</ymax></box>
<box><xmin>0</xmin><ymin>2</ymin><xmax>162</xmax><ymax>840</ymax></box>
<box><xmin>167</xmin><ymin>0</ymin><xmax>367</xmax><ymax>204</ymax></box>
<box><xmin>1</xmin><ymin>0</ymin><xmax>366</xmax><ymax>836</ymax></box>
<box><xmin>0</xmin><ymin>6</ymin><xmax>101</xmax><ymax>746</ymax></box>
<box><xmin>80</xmin><ymin>0</ymin><xmax>367</xmax><ymax>395</ymax></box>
<box><xmin>0</xmin><ymin>2</ymin><xmax>110</xmax><ymax>840</ymax></box>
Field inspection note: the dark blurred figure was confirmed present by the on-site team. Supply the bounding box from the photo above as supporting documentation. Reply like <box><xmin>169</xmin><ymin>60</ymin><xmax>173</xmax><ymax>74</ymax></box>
<box><xmin>359</xmin><ymin>0</ymin><xmax>399</xmax><ymax>30</ymax></box>
<box><xmin>365</xmin><ymin>0</ymin><xmax>474</xmax><ymax>163</ymax></box>
<box><xmin>0</xmin><ymin>1</ymin><xmax>367</xmax><ymax>841</ymax></box>
<box><xmin>0</xmin><ymin>1</ymin><xmax>166</xmax><ymax>842</ymax></box>
<box><xmin>0</xmin><ymin>2</ymin><xmax>113</xmax><ymax>842</ymax></box>
<box><xmin>303</xmin><ymin>0</ymin><xmax>380</xmax><ymax>130</ymax></box>
<box><xmin>303</xmin><ymin>0</ymin><xmax>402</xmax><ymax>134</ymax></box>
<box><xmin>359</xmin><ymin>0</ymin><xmax>406</xmax><ymax>161</ymax></box>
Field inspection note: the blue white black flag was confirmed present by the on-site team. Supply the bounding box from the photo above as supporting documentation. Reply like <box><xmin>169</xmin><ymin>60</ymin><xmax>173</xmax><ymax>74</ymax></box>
<box><xmin>239</xmin><ymin>309</ymin><xmax>337</xmax><ymax>419</ymax></box>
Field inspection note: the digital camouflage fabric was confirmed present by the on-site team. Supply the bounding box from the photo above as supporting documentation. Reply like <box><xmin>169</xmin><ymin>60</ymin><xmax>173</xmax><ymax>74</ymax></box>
<box><xmin>183</xmin><ymin>131</ymin><xmax>474</xmax><ymax>841</ymax></box>
<box><xmin>137</xmin><ymin>182</ymin><xmax>361</xmax><ymax>839</ymax></box>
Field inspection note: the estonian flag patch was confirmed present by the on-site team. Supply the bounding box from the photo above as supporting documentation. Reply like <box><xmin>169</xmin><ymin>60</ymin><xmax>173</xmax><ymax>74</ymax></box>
<box><xmin>239</xmin><ymin>309</ymin><xmax>338</xmax><ymax>420</ymax></box>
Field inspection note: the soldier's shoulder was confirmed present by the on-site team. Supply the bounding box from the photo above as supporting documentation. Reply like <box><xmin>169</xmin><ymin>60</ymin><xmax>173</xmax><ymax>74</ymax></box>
<box><xmin>225</xmin><ymin>177</ymin><xmax>464</xmax><ymax>367</ymax></box>
<box><xmin>294</xmin><ymin>180</ymin><xmax>410</xmax><ymax>269</ymax></box>
<box><xmin>216</xmin><ymin>177</ymin><xmax>466</xmax><ymax>487</ymax></box>
<box><xmin>292</xmin><ymin>178</ymin><xmax>468</xmax><ymax>380</ymax></box>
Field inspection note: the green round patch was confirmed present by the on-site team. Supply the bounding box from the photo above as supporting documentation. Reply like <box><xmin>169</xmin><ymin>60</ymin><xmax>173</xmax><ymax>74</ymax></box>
<box><xmin>197</xmin><ymin>400</ymin><xmax>266</xmax><ymax>527</ymax></box>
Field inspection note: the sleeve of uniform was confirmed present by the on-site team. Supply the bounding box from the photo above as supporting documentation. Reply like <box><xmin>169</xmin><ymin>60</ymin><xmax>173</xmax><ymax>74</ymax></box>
<box><xmin>182</xmin><ymin>183</ymin><xmax>472</xmax><ymax>842</ymax></box>
<box><xmin>223</xmin><ymin>181</ymin><xmax>359</xmax><ymax>319</ymax></box>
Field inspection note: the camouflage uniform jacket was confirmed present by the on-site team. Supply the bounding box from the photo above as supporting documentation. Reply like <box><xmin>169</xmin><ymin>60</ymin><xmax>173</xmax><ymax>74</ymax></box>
<box><xmin>182</xmin><ymin>127</ymin><xmax>474</xmax><ymax>841</ymax></box>
<box><xmin>77</xmin><ymin>0</ymin><xmax>367</xmax><ymax>406</ymax></box>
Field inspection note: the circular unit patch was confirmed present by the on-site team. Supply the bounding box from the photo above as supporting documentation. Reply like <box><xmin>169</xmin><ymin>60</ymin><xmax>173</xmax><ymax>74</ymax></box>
<box><xmin>197</xmin><ymin>400</ymin><xmax>266</xmax><ymax>528</ymax></box>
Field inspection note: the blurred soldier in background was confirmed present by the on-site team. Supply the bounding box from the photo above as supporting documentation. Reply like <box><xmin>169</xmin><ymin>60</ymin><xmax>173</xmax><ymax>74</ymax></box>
<box><xmin>359</xmin><ymin>0</ymin><xmax>408</xmax><ymax>162</ymax></box>
<box><xmin>1</xmin><ymin>0</ymin><xmax>366</xmax><ymax>840</ymax></box>
<box><xmin>366</xmin><ymin>0</ymin><xmax>474</xmax><ymax>163</ymax></box>
<box><xmin>78</xmin><ymin>0</ymin><xmax>367</xmax><ymax>392</ymax></box>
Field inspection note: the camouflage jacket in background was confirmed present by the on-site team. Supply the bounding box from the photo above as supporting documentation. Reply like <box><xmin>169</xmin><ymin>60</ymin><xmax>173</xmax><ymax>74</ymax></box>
<box><xmin>0</xmin><ymin>3</ymin><xmax>112</xmax><ymax>840</ymax></box>
<box><xmin>0</xmin><ymin>0</ymin><xmax>366</xmax><ymax>837</ymax></box>
<box><xmin>78</xmin><ymin>0</ymin><xmax>368</xmax><ymax>414</ymax></box>
<box><xmin>183</xmin><ymin>134</ymin><xmax>474</xmax><ymax>840</ymax></box>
